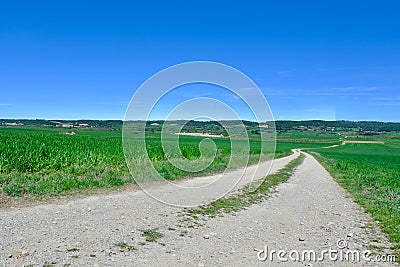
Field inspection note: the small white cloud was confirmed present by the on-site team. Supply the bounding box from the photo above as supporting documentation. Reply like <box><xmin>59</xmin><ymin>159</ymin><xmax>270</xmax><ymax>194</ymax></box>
<box><xmin>265</xmin><ymin>86</ymin><xmax>378</xmax><ymax>96</ymax></box>
<box><xmin>370</xmin><ymin>97</ymin><xmax>400</xmax><ymax>101</ymax></box>
<box><xmin>369</xmin><ymin>97</ymin><xmax>400</xmax><ymax>106</ymax></box>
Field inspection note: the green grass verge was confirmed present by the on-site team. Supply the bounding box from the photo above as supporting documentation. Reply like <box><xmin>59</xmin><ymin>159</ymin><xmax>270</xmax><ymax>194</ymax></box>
<box><xmin>306</xmin><ymin>143</ymin><xmax>400</xmax><ymax>249</ymax></box>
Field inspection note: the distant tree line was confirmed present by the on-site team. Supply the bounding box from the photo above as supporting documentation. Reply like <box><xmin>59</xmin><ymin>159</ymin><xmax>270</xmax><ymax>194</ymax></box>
<box><xmin>273</xmin><ymin>120</ymin><xmax>400</xmax><ymax>132</ymax></box>
<box><xmin>1</xmin><ymin>119</ymin><xmax>400</xmax><ymax>132</ymax></box>
<box><xmin>0</xmin><ymin>119</ymin><xmax>123</xmax><ymax>128</ymax></box>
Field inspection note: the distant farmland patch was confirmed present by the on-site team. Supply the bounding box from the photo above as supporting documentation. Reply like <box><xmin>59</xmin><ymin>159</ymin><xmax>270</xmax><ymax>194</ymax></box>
<box><xmin>344</xmin><ymin>140</ymin><xmax>385</xmax><ymax>144</ymax></box>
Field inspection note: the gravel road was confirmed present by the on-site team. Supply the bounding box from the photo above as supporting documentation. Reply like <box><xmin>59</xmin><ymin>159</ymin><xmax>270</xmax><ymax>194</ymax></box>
<box><xmin>0</xmin><ymin>151</ymin><xmax>395</xmax><ymax>266</ymax></box>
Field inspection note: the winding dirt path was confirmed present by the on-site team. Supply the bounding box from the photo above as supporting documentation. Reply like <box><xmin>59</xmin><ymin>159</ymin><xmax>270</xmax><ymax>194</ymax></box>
<box><xmin>0</xmin><ymin>152</ymin><xmax>395</xmax><ymax>266</ymax></box>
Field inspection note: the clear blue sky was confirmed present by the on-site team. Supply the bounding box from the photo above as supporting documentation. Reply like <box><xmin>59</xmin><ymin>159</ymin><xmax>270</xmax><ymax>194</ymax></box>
<box><xmin>1</xmin><ymin>0</ymin><xmax>399</xmax><ymax>121</ymax></box>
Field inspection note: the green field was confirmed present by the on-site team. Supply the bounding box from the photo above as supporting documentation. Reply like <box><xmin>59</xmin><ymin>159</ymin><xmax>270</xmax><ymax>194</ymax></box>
<box><xmin>307</xmin><ymin>140</ymin><xmax>400</xmax><ymax>246</ymax></box>
<box><xmin>0</xmin><ymin>126</ymin><xmax>337</xmax><ymax>197</ymax></box>
<box><xmin>0</xmin><ymin>127</ymin><xmax>128</xmax><ymax>196</ymax></box>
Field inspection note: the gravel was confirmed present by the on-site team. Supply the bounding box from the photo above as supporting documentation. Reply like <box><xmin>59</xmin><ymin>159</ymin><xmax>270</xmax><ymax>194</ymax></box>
<box><xmin>0</xmin><ymin>152</ymin><xmax>396</xmax><ymax>266</ymax></box>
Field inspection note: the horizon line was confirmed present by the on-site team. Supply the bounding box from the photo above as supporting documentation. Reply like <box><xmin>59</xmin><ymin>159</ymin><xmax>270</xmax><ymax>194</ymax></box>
<box><xmin>1</xmin><ymin>118</ymin><xmax>400</xmax><ymax>123</ymax></box>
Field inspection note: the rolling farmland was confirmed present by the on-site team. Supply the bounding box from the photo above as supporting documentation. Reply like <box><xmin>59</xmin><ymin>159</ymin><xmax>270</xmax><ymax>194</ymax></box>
<box><xmin>0</xmin><ymin>126</ymin><xmax>338</xmax><ymax>197</ymax></box>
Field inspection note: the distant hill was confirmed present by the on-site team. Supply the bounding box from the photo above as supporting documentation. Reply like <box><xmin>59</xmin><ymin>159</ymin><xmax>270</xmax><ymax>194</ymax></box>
<box><xmin>1</xmin><ymin>119</ymin><xmax>400</xmax><ymax>132</ymax></box>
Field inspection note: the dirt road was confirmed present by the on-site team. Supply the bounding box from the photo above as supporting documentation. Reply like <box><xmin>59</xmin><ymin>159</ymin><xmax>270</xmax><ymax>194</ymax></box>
<box><xmin>0</xmin><ymin>152</ymin><xmax>395</xmax><ymax>266</ymax></box>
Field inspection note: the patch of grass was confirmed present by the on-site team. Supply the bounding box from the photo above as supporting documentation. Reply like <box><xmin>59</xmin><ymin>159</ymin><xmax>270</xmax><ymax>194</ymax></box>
<box><xmin>186</xmin><ymin>154</ymin><xmax>305</xmax><ymax>217</ymax></box>
<box><xmin>2</xmin><ymin>184</ymin><xmax>23</xmax><ymax>196</ymax></box>
<box><xmin>115</xmin><ymin>242</ymin><xmax>136</xmax><ymax>251</ymax></box>
<box><xmin>141</xmin><ymin>229</ymin><xmax>164</xmax><ymax>242</ymax></box>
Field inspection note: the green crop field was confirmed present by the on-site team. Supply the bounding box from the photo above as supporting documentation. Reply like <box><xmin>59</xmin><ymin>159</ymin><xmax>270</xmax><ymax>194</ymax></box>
<box><xmin>308</xmin><ymin>139</ymin><xmax>400</xmax><ymax>246</ymax></box>
<box><xmin>0</xmin><ymin>126</ymin><xmax>338</xmax><ymax>198</ymax></box>
<box><xmin>0</xmin><ymin>127</ymin><xmax>128</xmax><ymax>197</ymax></box>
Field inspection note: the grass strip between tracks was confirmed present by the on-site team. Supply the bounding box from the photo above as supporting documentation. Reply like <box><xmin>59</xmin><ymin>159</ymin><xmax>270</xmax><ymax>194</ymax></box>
<box><xmin>185</xmin><ymin>153</ymin><xmax>305</xmax><ymax>217</ymax></box>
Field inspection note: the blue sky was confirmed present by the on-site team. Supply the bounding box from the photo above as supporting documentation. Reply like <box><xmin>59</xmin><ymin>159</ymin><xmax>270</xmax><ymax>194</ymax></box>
<box><xmin>0</xmin><ymin>0</ymin><xmax>399</xmax><ymax>121</ymax></box>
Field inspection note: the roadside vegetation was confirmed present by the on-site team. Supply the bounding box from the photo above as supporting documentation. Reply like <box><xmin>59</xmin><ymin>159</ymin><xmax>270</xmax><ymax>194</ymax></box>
<box><xmin>307</xmin><ymin>139</ymin><xmax>400</xmax><ymax>247</ymax></box>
